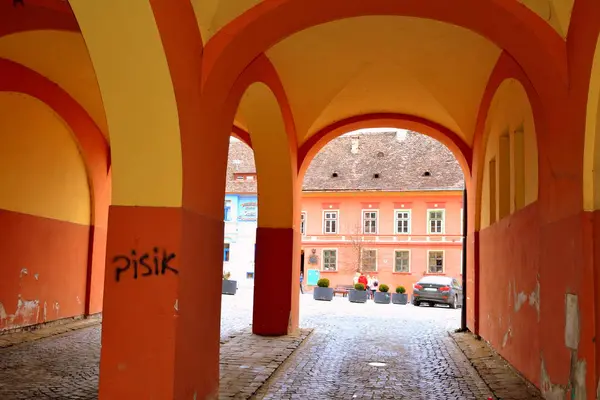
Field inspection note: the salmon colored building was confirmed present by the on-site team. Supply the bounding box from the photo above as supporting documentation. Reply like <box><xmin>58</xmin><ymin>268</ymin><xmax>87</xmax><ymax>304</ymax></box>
<box><xmin>226</xmin><ymin>132</ymin><xmax>464</xmax><ymax>293</ymax></box>
<box><xmin>300</xmin><ymin>132</ymin><xmax>464</xmax><ymax>293</ymax></box>
<box><xmin>2</xmin><ymin>0</ymin><xmax>600</xmax><ymax>398</ymax></box>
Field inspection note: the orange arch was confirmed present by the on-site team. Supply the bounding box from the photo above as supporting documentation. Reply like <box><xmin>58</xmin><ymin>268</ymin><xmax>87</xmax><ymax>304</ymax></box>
<box><xmin>0</xmin><ymin>57</ymin><xmax>110</xmax><ymax>314</ymax></box>
<box><xmin>471</xmin><ymin>52</ymin><xmax>545</xmax><ymax>232</ymax></box>
<box><xmin>229</xmin><ymin>54</ymin><xmax>297</xmax><ymax>152</ymax></box>
<box><xmin>0</xmin><ymin>58</ymin><xmax>110</xmax><ymax>208</ymax></box>
<box><xmin>202</xmin><ymin>0</ymin><xmax>568</xmax><ymax>107</ymax></box>
<box><xmin>0</xmin><ymin>0</ymin><xmax>78</xmax><ymax>38</ymax></box>
<box><xmin>298</xmin><ymin>113</ymin><xmax>472</xmax><ymax>184</ymax></box>
<box><xmin>231</xmin><ymin>125</ymin><xmax>252</xmax><ymax>147</ymax></box>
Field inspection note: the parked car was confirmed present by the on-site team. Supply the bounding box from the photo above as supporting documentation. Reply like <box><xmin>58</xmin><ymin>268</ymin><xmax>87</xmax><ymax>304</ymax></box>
<box><xmin>412</xmin><ymin>276</ymin><xmax>462</xmax><ymax>308</ymax></box>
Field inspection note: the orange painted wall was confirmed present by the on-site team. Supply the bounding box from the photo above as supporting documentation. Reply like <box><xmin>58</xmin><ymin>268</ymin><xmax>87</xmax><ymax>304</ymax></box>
<box><xmin>300</xmin><ymin>193</ymin><xmax>463</xmax><ymax>294</ymax></box>
<box><xmin>0</xmin><ymin>93</ymin><xmax>92</xmax><ymax>331</ymax></box>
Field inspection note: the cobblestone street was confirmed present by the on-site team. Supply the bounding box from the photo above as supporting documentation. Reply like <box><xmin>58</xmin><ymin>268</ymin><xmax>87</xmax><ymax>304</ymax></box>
<box><xmin>0</xmin><ymin>287</ymin><xmax>539</xmax><ymax>399</ymax></box>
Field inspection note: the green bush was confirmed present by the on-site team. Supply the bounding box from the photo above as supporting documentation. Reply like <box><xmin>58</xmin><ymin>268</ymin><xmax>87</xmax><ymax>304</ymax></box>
<box><xmin>379</xmin><ymin>284</ymin><xmax>389</xmax><ymax>293</ymax></box>
<box><xmin>396</xmin><ymin>286</ymin><xmax>406</xmax><ymax>294</ymax></box>
<box><xmin>317</xmin><ymin>278</ymin><xmax>330</xmax><ymax>288</ymax></box>
<box><xmin>354</xmin><ymin>283</ymin><xmax>366</xmax><ymax>291</ymax></box>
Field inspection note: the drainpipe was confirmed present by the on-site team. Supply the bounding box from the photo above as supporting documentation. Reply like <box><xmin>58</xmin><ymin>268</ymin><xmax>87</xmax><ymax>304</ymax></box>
<box><xmin>460</xmin><ymin>188</ymin><xmax>468</xmax><ymax>331</ymax></box>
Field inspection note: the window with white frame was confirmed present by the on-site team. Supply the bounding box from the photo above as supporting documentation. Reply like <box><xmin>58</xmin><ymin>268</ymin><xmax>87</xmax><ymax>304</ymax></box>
<box><xmin>362</xmin><ymin>210</ymin><xmax>378</xmax><ymax>234</ymax></box>
<box><xmin>394</xmin><ymin>250</ymin><xmax>410</xmax><ymax>272</ymax></box>
<box><xmin>428</xmin><ymin>209</ymin><xmax>445</xmax><ymax>234</ymax></box>
<box><xmin>322</xmin><ymin>249</ymin><xmax>337</xmax><ymax>271</ymax></box>
<box><xmin>323</xmin><ymin>211</ymin><xmax>338</xmax><ymax>234</ymax></box>
<box><xmin>300</xmin><ymin>212</ymin><xmax>307</xmax><ymax>235</ymax></box>
<box><xmin>361</xmin><ymin>249</ymin><xmax>377</xmax><ymax>272</ymax></box>
<box><xmin>395</xmin><ymin>210</ymin><xmax>411</xmax><ymax>234</ymax></box>
<box><xmin>428</xmin><ymin>251</ymin><xmax>444</xmax><ymax>273</ymax></box>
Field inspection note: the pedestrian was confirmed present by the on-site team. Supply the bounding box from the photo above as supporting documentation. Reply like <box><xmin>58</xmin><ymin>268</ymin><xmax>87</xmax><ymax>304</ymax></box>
<box><xmin>371</xmin><ymin>276</ymin><xmax>379</xmax><ymax>299</ymax></box>
<box><xmin>299</xmin><ymin>271</ymin><xmax>304</xmax><ymax>294</ymax></box>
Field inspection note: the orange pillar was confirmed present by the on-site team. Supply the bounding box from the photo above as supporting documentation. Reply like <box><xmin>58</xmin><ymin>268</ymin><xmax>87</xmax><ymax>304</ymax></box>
<box><xmin>99</xmin><ymin>206</ymin><xmax>223</xmax><ymax>399</ymax></box>
<box><xmin>253</xmin><ymin>226</ymin><xmax>301</xmax><ymax>335</ymax></box>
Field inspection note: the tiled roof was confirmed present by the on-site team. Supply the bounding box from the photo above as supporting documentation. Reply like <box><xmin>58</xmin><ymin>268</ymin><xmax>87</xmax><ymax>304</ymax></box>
<box><xmin>226</xmin><ymin>131</ymin><xmax>464</xmax><ymax>193</ymax></box>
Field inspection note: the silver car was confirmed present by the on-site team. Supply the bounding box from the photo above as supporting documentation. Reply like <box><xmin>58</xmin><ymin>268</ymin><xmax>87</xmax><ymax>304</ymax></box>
<box><xmin>412</xmin><ymin>276</ymin><xmax>463</xmax><ymax>308</ymax></box>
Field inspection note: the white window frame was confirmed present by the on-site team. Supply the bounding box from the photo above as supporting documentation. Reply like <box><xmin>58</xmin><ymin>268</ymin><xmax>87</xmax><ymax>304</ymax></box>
<box><xmin>300</xmin><ymin>211</ymin><xmax>307</xmax><ymax>236</ymax></box>
<box><xmin>322</xmin><ymin>210</ymin><xmax>339</xmax><ymax>234</ymax></box>
<box><xmin>361</xmin><ymin>209</ymin><xmax>379</xmax><ymax>234</ymax></box>
<box><xmin>321</xmin><ymin>248</ymin><xmax>338</xmax><ymax>271</ymax></box>
<box><xmin>427</xmin><ymin>209</ymin><xmax>446</xmax><ymax>234</ymax></box>
<box><xmin>361</xmin><ymin>248</ymin><xmax>378</xmax><ymax>272</ymax></box>
<box><xmin>393</xmin><ymin>249</ymin><xmax>411</xmax><ymax>273</ymax></box>
<box><xmin>427</xmin><ymin>250</ymin><xmax>445</xmax><ymax>274</ymax></box>
<box><xmin>394</xmin><ymin>209</ymin><xmax>412</xmax><ymax>234</ymax></box>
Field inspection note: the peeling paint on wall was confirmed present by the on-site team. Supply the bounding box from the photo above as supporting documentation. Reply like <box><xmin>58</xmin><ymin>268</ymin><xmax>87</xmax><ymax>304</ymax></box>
<box><xmin>502</xmin><ymin>326</ymin><xmax>512</xmax><ymax>348</ymax></box>
<box><xmin>174</xmin><ymin>299</ymin><xmax>179</xmax><ymax>312</ymax></box>
<box><xmin>52</xmin><ymin>301</ymin><xmax>60</xmax><ymax>317</ymax></box>
<box><xmin>565</xmin><ymin>293</ymin><xmax>580</xmax><ymax>351</ymax></box>
<box><xmin>34</xmin><ymin>273</ymin><xmax>39</xmax><ymax>280</ymax></box>
<box><xmin>541</xmin><ymin>358</ymin><xmax>568</xmax><ymax>399</ymax></box>
<box><xmin>19</xmin><ymin>268</ymin><xmax>28</xmax><ymax>278</ymax></box>
<box><xmin>528</xmin><ymin>276</ymin><xmax>540</xmax><ymax>321</ymax></box>
<box><xmin>43</xmin><ymin>301</ymin><xmax>47</xmax><ymax>322</ymax></box>
<box><xmin>572</xmin><ymin>359</ymin><xmax>586</xmax><ymax>400</ymax></box>
<box><xmin>0</xmin><ymin>303</ymin><xmax>6</xmax><ymax>320</ymax></box>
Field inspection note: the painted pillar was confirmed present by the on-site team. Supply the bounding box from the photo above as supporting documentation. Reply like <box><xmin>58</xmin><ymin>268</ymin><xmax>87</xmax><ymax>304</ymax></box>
<box><xmin>69</xmin><ymin>1</ymin><xmax>223</xmax><ymax>398</ymax></box>
<box><xmin>100</xmin><ymin>206</ymin><xmax>222</xmax><ymax>399</ymax></box>
<box><xmin>253</xmin><ymin>226</ymin><xmax>301</xmax><ymax>335</ymax></box>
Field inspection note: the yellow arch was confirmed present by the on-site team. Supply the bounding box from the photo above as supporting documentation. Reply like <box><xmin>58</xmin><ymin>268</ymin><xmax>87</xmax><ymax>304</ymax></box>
<box><xmin>480</xmin><ymin>78</ymin><xmax>538</xmax><ymax>229</ymax></box>
<box><xmin>583</xmin><ymin>34</ymin><xmax>600</xmax><ymax>211</ymax></box>
<box><xmin>69</xmin><ymin>0</ymin><xmax>182</xmax><ymax>207</ymax></box>
<box><xmin>0</xmin><ymin>92</ymin><xmax>90</xmax><ymax>224</ymax></box>
<box><xmin>237</xmin><ymin>82</ymin><xmax>297</xmax><ymax>228</ymax></box>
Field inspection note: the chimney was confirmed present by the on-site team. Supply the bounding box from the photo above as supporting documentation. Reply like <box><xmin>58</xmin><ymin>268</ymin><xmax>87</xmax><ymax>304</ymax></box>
<box><xmin>351</xmin><ymin>137</ymin><xmax>360</xmax><ymax>154</ymax></box>
<box><xmin>395</xmin><ymin>130</ymin><xmax>407</xmax><ymax>141</ymax></box>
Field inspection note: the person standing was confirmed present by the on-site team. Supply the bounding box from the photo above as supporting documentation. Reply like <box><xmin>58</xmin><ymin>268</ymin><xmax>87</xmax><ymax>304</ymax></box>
<box><xmin>299</xmin><ymin>271</ymin><xmax>304</xmax><ymax>294</ymax></box>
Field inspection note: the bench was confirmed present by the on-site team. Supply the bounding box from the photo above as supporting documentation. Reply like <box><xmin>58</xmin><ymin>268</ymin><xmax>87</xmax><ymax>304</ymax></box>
<box><xmin>333</xmin><ymin>284</ymin><xmax>355</xmax><ymax>297</ymax></box>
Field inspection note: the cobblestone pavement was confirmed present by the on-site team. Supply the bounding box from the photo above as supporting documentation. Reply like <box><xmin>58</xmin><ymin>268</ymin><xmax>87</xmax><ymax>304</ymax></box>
<box><xmin>0</xmin><ymin>287</ymin><xmax>538</xmax><ymax>399</ymax></box>
<box><xmin>253</xmin><ymin>294</ymin><xmax>493</xmax><ymax>400</ymax></box>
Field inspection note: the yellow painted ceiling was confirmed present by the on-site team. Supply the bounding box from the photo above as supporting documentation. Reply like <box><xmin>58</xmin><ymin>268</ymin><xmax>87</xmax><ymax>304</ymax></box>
<box><xmin>519</xmin><ymin>0</ymin><xmax>574</xmax><ymax>38</ymax></box>
<box><xmin>257</xmin><ymin>16</ymin><xmax>501</xmax><ymax>145</ymax></box>
<box><xmin>0</xmin><ymin>30</ymin><xmax>108</xmax><ymax>140</ymax></box>
<box><xmin>191</xmin><ymin>0</ymin><xmax>262</xmax><ymax>43</ymax></box>
<box><xmin>197</xmin><ymin>0</ymin><xmax>574</xmax><ymax>45</ymax></box>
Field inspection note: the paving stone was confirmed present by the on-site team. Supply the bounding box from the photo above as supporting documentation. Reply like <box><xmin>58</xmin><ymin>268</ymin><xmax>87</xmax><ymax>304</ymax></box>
<box><xmin>0</xmin><ymin>287</ymin><xmax>538</xmax><ymax>399</ymax></box>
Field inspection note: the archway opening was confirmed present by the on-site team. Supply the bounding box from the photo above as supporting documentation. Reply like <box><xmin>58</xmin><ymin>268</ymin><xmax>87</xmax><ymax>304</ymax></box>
<box><xmin>299</xmin><ymin>127</ymin><xmax>466</xmax><ymax>329</ymax></box>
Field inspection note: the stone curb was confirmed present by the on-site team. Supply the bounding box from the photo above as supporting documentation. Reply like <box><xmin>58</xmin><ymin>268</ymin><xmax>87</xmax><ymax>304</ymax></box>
<box><xmin>448</xmin><ymin>330</ymin><xmax>543</xmax><ymax>400</ymax></box>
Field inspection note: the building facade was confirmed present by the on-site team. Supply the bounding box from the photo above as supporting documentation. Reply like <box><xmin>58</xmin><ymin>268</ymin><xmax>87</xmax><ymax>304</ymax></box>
<box><xmin>225</xmin><ymin>131</ymin><xmax>464</xmax><ymax>294</ymax></box>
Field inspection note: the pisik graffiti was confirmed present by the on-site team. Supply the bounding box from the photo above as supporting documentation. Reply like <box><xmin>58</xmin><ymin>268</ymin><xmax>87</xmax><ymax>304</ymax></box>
<box><xmin>114</xmin><ymin>248</ymin><xmax>178</xmax><ymax>282</ymax></box>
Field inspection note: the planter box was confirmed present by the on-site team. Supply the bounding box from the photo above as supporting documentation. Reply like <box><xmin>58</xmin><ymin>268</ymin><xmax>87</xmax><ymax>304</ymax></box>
<box><xmin>374</xmin><ymin>292</ymin><xmax>391</xmax><ymax>304</ymax></box>
<box><xmin>313</xmin><ymin>287</ymin><xmax>334</xmax><ymax>301</ymax></box>
<box><xmin>392</xmin><ymin>293</ymin><xmax>408</xmax><ymax>305</ymax></box>
<box><xmin>222</xmin><ymin>279</ymin><xmax>237</xmax><ymax>295</ymax></box>
<box><xmin>348</xmin><ymin>289</ymin><xmax>368</xmax><ymax>303</ymax></box>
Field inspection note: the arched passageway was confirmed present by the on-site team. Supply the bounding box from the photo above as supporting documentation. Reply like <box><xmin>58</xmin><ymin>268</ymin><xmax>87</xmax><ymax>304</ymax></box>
<box><xmin>1</xmin><ymin>0</ymin><xmax>600</xmax><ymax>398</ymax></box>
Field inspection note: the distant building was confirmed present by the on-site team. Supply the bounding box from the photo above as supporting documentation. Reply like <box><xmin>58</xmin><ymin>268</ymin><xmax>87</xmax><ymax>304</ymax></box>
<box><xmin>224</xmin><ymin>131</ymin><xmax>464</xmax><ymax>294</ymax></box>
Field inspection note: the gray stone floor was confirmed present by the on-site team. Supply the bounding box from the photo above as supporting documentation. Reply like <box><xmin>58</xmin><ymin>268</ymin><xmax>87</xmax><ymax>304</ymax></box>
<box><xmin>0</xmin><ymin>287</ymin><xmax>537</xmax><ymax>399</ymax></box>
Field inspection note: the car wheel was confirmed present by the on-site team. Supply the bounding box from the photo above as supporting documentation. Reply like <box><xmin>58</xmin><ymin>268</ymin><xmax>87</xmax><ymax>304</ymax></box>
<box><xmin>415</xmin><ymin>301</ymin><xmax>421</xmax><ymax>307</ymax></box>
<box><xmin>450</xmin><ymin>295</ymin><xmax>458</xmax><ymax>309</ymax></box>
<box><xmin>428</xmin><ymin>302</ymin><xmax>435</xmax><ymax>307</ymax></box>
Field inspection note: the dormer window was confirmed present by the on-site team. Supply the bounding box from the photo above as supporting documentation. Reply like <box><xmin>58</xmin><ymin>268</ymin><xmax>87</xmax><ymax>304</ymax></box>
<box><xmin>233</xmin><ymin>173</ymin><xmax>257</xmax><ymax>181</ymax></box>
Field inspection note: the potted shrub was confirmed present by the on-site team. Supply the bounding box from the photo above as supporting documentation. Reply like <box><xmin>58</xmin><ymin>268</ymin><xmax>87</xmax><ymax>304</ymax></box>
<box><xmin>313</xmin><ymin>278</ymin><xmax>334</xmax><ymax>301</ymax></box>
<box><xmin>392</xmin><ymin>286</ymin><xmax>408</xmax><ymax>305</ymax></box>
<box><xmin>374</xmin><ymin>284</ymin><xmax>391</xmax><ymax>304</ymax></box>
<box><xmin>348</xmin><ymin>283</ymin><xmax>368</xmax><ymax>303</ymax></box>
<box><xmin>222</xmin><ymin>271</ymin><xmax>237</xmax><ymax>295</ymax></box>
